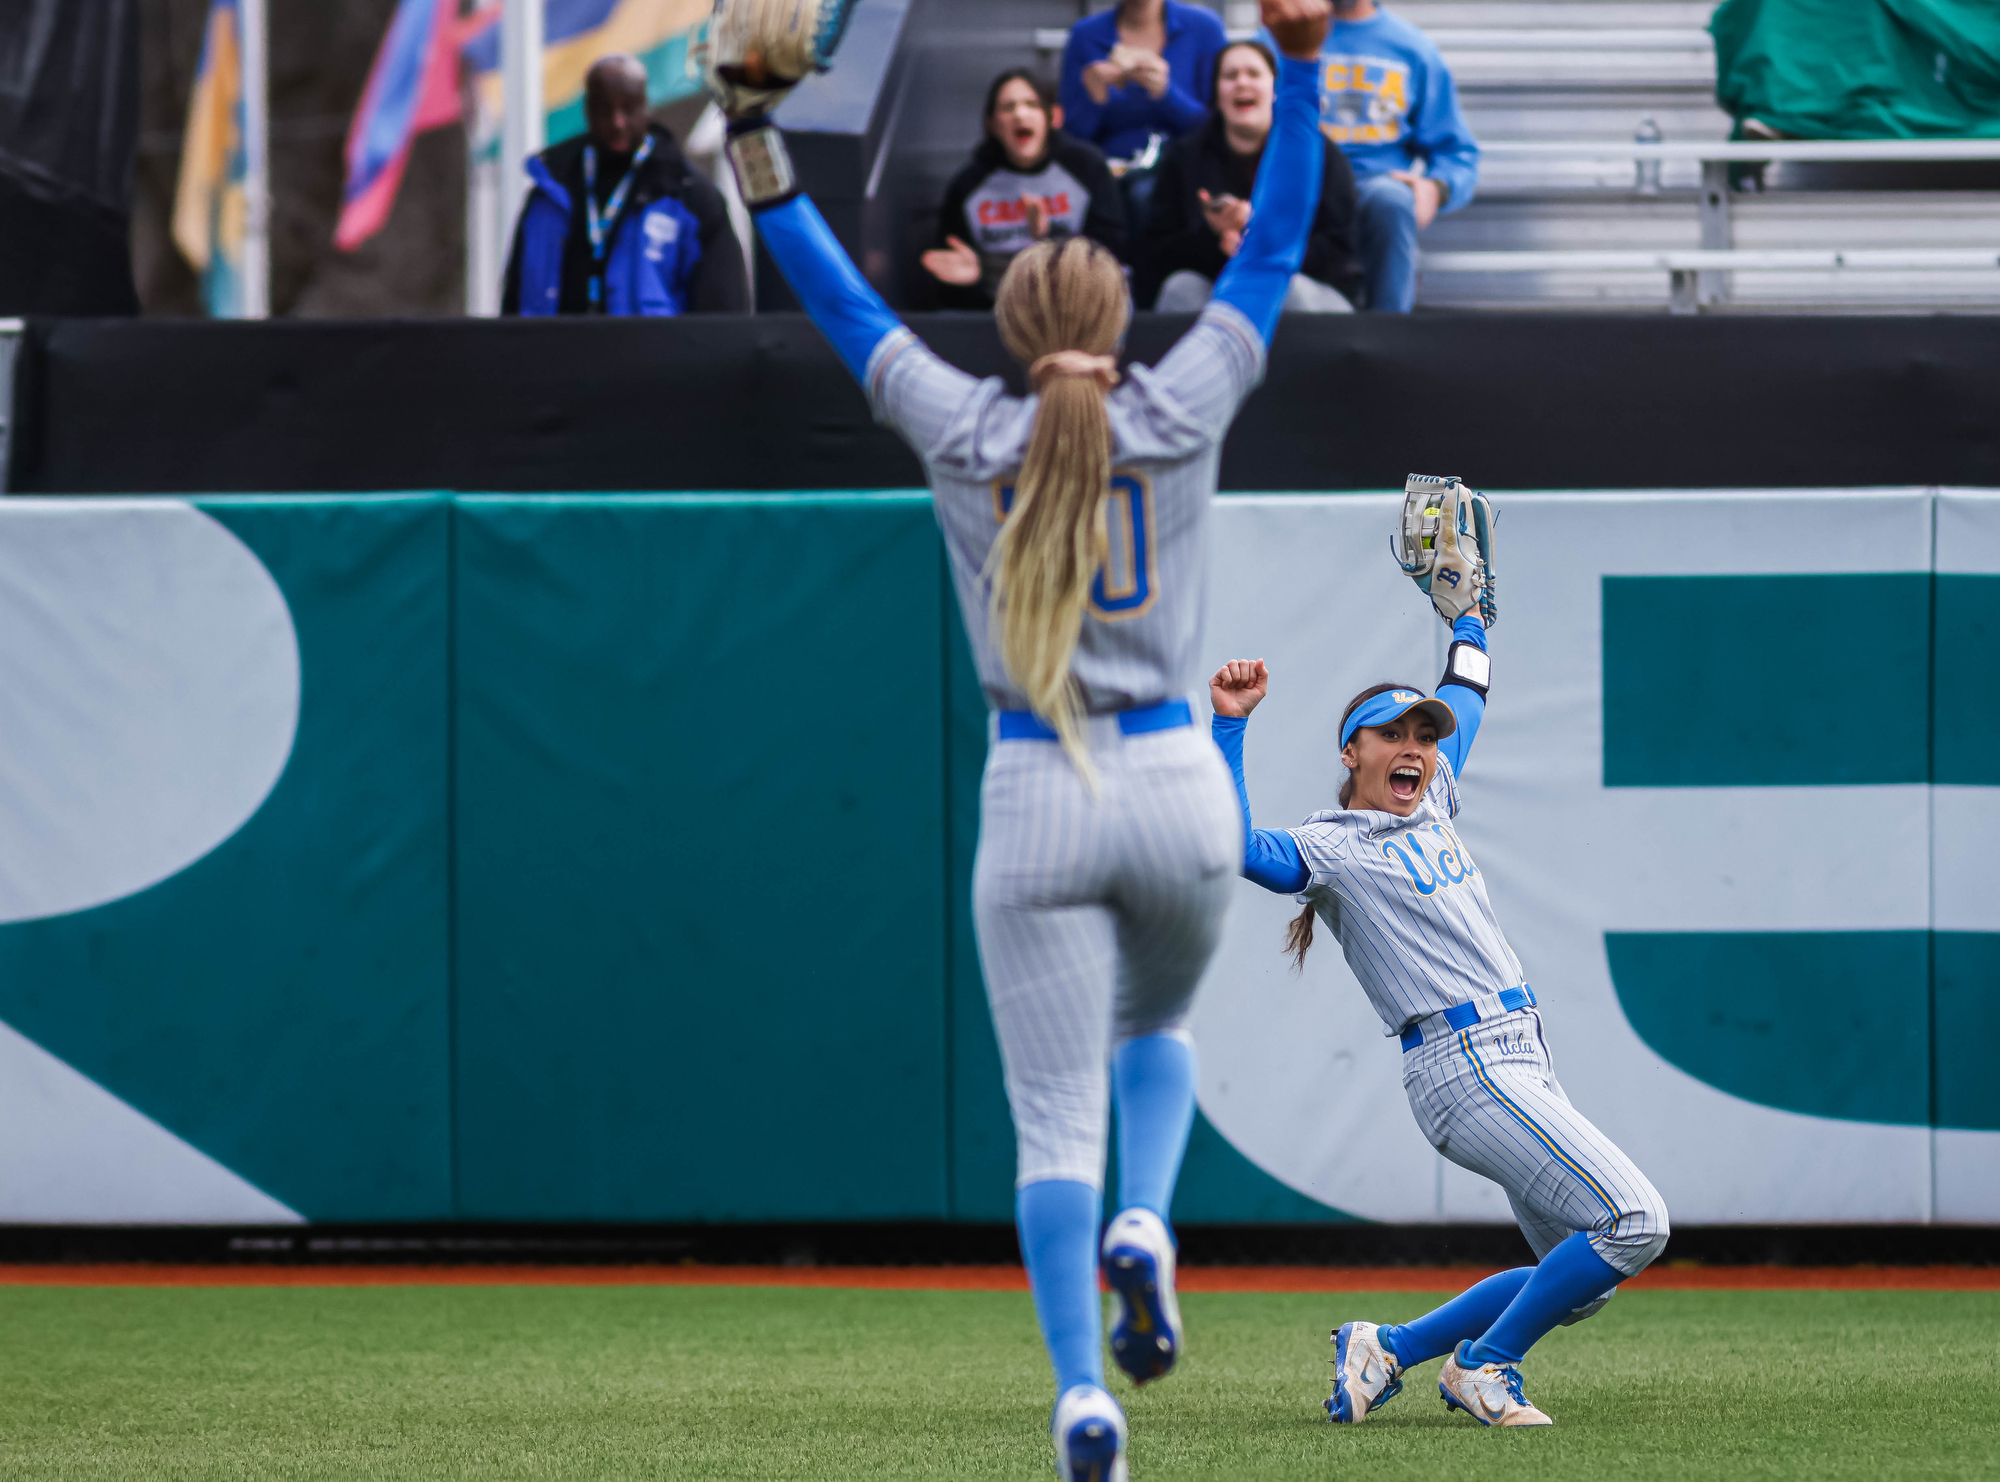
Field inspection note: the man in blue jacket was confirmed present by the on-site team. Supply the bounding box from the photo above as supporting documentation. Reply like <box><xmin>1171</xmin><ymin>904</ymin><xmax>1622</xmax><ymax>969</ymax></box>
<box><xmin>1297</xmin><ymin>0</ymin><xmax>1478</xmax><ymax>311</ymax></box>
<box><xmin>502</xmin><ymin>56</ymin><xmax>748</xmax><ymax>316</ymax></box>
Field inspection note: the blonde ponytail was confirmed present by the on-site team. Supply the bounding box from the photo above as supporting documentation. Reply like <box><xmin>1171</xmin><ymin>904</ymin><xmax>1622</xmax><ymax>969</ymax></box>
<box><xmin>990</xmin><ymin>237</ymin><xmax>1130</xmax><ymax>784</ymax></box>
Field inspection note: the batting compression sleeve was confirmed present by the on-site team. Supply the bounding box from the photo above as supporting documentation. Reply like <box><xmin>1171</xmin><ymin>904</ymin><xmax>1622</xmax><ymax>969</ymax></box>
<box><xmin>1210</xmin><ymin>54</ymin><xmax>1325</xmax><ymax>345</ymax></box>
<box><xmin>753</xmin><ymin>195</ymin><xmax>904</xmax><ymax>384</ymax></box>
<box><xmin>1436</xmin><ymin>613</ymin><xmax>1489</xmax><ymax>778</ymax></box>
<box><xmin>1212</xmin><ymin>714</ymin><xmax>1310</xmax><ymax>893</ymax></box>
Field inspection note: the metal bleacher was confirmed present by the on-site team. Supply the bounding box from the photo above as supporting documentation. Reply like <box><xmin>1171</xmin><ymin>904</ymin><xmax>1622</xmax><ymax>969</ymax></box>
<box><xmin>881</xmin><ymin>0</ymin><xmax>2000</xmax><ymax>313</ymax></box>
<box><xmin>1400</xmin><ymin>0</ymin><xmax>2000</xmax><ymax>311</ymax></box>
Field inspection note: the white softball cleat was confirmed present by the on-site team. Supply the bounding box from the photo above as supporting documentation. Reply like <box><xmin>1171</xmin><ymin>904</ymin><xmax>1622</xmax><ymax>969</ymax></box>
<box><xmin>1325</xmin><ymin>1320</ymin><xmax>1405</xmax><ymax>1423</ymax></box>
<box><xmin>1051</xmin><ymin>1383</ymin><xmax>1128</xmax><ymax>1482</ymax></box>
<box><xmin>1438</xmin><ymin>1341</ymin><xmax>1554</xmax><ymax>1426</ymax></box>
<box><xmin>1100</xmin><ymin>1207</ymin><xmax>1184</xmax><ymax>1384</ymax></box>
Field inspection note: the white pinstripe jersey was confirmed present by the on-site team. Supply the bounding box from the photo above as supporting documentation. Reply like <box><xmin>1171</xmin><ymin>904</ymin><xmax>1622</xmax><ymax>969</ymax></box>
<box><xmin>1288</xmin><ymin>757</ymin><xmax>1530</xmax><ymax>1037</ymax></box>
<box><xmin>861</xmin><ymin>302</ymin><xmax>1266</xmax><ymax>714</ymax></box>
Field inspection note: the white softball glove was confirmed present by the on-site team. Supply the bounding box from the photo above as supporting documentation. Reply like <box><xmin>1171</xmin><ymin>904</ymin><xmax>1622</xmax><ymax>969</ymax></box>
<box><xmin>1394</xmin><ymin>474</ymin><xmax>1498</xmax><ymax>627</ymax></box>
<box><xmin>703</xmin><ymin>0</ymin><xmax>859</xmax><ymax>120</ymax></box>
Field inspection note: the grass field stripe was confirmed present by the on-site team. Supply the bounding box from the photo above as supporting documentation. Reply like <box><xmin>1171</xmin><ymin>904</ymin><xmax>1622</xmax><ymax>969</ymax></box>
<box><xmin>1458</xmin><ymin>1030</ymin><xmax>1623</xmax><ymax>1221</ymax></box>
<box><xmin>0</xmin><ymin>1263</ymin><xmax>1993</xmax><ymax>1289</ymax></box>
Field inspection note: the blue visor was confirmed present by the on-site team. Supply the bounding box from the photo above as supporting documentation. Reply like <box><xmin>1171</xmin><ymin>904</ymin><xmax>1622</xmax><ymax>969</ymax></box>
<box><xmin>1340</xmin><ymin>689</ymin><xmax>1458</xmax><ymax>749</ymax></box>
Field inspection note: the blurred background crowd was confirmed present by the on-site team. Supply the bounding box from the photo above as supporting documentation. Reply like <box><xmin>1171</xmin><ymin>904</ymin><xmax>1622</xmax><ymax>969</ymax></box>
<box><xmin>4</xmin><ymin>0</ymin><xmax>1997</xmax><ymax>321</ymax></box>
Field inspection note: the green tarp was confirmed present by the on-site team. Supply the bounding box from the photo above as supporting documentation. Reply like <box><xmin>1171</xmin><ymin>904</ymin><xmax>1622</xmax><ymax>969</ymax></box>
<box><xmin>1711</xmin><ymin>0</ymin><xmax>2000</xmax><ymax>139</ymax></box>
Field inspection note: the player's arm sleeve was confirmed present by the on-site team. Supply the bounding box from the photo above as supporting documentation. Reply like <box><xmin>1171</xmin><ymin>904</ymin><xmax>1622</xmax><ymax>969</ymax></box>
<box><xmin>1436</xmin><ymin>612</ymin><xmax>1488</xmax><ymax>777</ymax></box>
<box><xmin>753</xmin><ymin>194</ymin><xmax>905</xmax><ymax>383</ymax></box>
<box><xmin>1210</xmin><ymin>53</ymin><xmax>1325</xmax><ymax>345</ymax></box>
<box><xmin>1212</xmin><ymin>713</ymin><xmax>1311</xmax><ymax>893</ymax></box>
<box><xmin>758</xmin><ymin>190</ymin><xmax>981</xmax><ymax>456</ymax></box>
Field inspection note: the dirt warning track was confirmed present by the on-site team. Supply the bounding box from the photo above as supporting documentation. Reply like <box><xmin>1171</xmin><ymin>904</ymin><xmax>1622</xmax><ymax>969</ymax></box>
<box><xmin>0</xmin><ymin>1264</ymin><xmax>1992</xmax><ymax>1291</ymax></box>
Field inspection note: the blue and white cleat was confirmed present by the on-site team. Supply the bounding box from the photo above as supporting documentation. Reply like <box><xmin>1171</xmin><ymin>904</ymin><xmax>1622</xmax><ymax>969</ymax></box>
<box><xmin>1438</xmin><ymin>1341</ymin><xmax>1553</xmax><ymax>1426</ymax></box>
<box><xmin>1051</xmin><ymin>1383</ymin><xmax>1128</xmax><ymax>1482</ymax></box>
<box><xmin>1101</xmin><ymin>1207</ymin><xmax>1183</xmax><ymax>1384</ymax></box>
<box><xmin>1326</xmin><ymin>1320</ymin><xmax>1404</xmax><ymax>1423</ymax></box>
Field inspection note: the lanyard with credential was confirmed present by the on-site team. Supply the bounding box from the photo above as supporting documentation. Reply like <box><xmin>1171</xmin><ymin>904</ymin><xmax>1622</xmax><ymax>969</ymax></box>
<box><xmin>583</xmin><ymin>134</ymin><xmax>654</xmax><ymax>311</ymax></box>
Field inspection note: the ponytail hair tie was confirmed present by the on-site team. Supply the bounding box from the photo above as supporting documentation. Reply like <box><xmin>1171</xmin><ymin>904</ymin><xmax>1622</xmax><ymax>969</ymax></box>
<box><xmin>1028</xmin><ymin>351</ymin><xmax>1121</xmax><ymax>391</ymax></box>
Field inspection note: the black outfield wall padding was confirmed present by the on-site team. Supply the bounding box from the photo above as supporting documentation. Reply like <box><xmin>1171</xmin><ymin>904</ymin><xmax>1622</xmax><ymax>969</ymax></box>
<box><xmin>11</xmin><ymin>313</ymin><xmax>2000</xmax><ymax>495</ymax></box>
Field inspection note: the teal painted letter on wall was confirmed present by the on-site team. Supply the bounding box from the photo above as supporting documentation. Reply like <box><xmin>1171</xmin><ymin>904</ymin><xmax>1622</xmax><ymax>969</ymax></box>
<box><xmin>453</xmin><ymin>496</ymin><xmax>951</xmax><ymax>1220</ymax></box>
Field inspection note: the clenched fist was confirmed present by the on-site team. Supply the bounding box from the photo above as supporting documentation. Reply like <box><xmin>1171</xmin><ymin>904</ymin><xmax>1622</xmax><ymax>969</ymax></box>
<box><xmin>1262</xmin><ymin>0</ymin><xmax>1331</xmax><ymax>61</ymax></box>
<box><xmin>1209</xmin><ymin>659</ymin><xmax>1270</xmax><ymax>719</ymax></box>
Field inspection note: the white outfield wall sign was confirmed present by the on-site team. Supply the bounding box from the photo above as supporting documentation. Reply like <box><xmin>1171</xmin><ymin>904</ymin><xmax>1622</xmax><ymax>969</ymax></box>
<box><xmin>1193</xmin><ymin>489</ymin><xmax>1999</xmax><ymax>1226</ymax></box>
<box><xmin>0</xmin><ymin>490</ymin><xmax>1990</xmax><ymax>1225</ymax></box>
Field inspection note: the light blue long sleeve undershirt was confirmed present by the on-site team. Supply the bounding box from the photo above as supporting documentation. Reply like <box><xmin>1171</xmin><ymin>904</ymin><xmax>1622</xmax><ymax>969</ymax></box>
<box><xmin>753</xmin><ymin>193</ymin><xmax>904</xmax><ymax>385</ymax></box>
<box><xmin>1214</xmin><ymin>613</ymin><xmax>1489</xmax><ymax>894</ymax></box>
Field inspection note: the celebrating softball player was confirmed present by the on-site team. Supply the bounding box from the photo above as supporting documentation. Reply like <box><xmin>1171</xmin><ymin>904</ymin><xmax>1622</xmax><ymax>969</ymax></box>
<box><xmin>1209</xmin><ymin>478</ymin><xmax>1670</xmax><ymax>1428</ymax></box>
<box><xmin>704</xmin><ymin>0</ymin><xmax>1333</xmax><ymax>1474</ymax></box>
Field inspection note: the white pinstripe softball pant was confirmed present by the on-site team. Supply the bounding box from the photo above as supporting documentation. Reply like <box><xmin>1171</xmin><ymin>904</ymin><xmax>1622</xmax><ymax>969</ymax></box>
<box><xmin>1404</xmin><ymin>1010</ymin><xmax>1670</xmax><ymax>1278</ymax></box>
<box><xmin>974</xmin><ymin>717</ymin><xmax>1242</xmax><ymax>1190</ymax></box>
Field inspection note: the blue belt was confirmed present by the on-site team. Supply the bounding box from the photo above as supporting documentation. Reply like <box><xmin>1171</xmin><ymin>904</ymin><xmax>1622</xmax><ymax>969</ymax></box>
<box><xmin>996</xmin><ymin>698</ymin><xmax>1193</xmax><ymax>741</ymax></box>
<box><xmin>1400</xmin><ymin>985</ymin><xmax>1537</xmax><ymax>1052</ymax></box>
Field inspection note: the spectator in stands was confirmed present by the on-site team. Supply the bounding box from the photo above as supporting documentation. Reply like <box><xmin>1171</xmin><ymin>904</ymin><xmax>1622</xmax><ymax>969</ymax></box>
<box><xmin>1294</xmin><ymin>0</ymin><xmax>1478</xmax><ymax>311</ymax></box>
<box><xmin>1060</xmin><ymin>0</ymin><xmax>1230</xmax><ymax>163</ymax></box>
<box><xmin>923</xmin><ymin>71</ymin><xmax>1126</xmax><ymax>310</ymax></box>
<box><xmin>1139</xmin><ymin>40</ymin><xmax>1362</xmax><ymax>312</ymax></box>
<box><xmin>502</xmin><ymin>55</ymin><xmax>748</xmax><ymax>315</ymax></box>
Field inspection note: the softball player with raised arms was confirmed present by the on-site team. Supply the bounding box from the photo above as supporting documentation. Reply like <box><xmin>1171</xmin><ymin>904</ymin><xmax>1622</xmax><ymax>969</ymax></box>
<box><xmin>702</xmin><ymin>1</ymin><xmax>1333</xmax><ymax>1474</ymax></box>
<box><xmin>1210</xmin><ymin>479</ymin><xmax>1670</xmax><ymax>1427</ymax></box>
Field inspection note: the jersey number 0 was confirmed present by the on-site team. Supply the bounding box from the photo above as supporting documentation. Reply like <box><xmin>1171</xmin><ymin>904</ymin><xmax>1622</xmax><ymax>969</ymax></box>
<box><xmin>991</xmin><ymin>470</ymin><xmax>1157</xmax><ymax>621</ymax></box>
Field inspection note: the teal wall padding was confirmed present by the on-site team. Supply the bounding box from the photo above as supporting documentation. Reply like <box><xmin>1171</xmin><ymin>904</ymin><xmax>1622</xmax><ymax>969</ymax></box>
<box><xmin>451</xmin><ymin>496</ymin><xmax>952</xmax><ymax>1221</ymax></box>
<box><xmin>1935</xmin><ymin>576</ymin><xmax>2000</xmax><ymax>785</ymax></box>
<box><xmin>1934</xmin><ymin>933</ymin><xmax>2000</xmax><ymax>1132</ymax></box>
<box><xmin>1602</xmin><ymin>574</ymin><xmax>1931</xmax><ymax>787</ymax></box>
<box><xmin>1605</xmin><ymin>930</ymin><xmax>1931</xmax><ymax>1126</ymax></box>
<box><xmin>0</xmin><ymin>496</ymin><xmax>455</xmax><ymax>1219</ymax></box>
<box><xmin>14</xmin><ymin>495</ymin><xmax>1989</xmax><ymax>1222</ymax></box>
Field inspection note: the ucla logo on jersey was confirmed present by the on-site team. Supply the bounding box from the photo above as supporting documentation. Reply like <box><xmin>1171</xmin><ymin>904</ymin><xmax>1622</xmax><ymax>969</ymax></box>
<box><xmin>1318</xmin><ymin>54</ymin><xmax>1412</xmax><ymax>146</ymax></box>
<box><xmin>991</xmin><ymin>469</ymin><xmax>1157</xmax><ymax>621</ymax></box>
<box><xmin>1382</xmin><ymin>821</ymin><xmax>1478</xmax><ymax>898</ymax></box>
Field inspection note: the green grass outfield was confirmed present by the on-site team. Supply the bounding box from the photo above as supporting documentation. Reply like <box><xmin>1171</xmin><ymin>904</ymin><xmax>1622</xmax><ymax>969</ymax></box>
<box><xmin>0</xmin><ymin>1285</ymin><xmax>1992</xmax><ymax>1479</ymax></box>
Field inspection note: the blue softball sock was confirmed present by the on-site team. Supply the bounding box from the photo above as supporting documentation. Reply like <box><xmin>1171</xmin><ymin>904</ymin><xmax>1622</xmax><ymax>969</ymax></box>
<box><xmin>1016</xmin><ymin>1179</ymin><xmax>1106</xmax><ymax>1393</ymax></box>
<box><xmin>1378</xmin><ymin>1266</ymin><xmax>1534</xmax><ymax>1368</ymax></box>
<box><xmin>1465</xmin><ymin>1231</ymin><xmax>1623</xmax><ymax>1366</ymax></box>
<box><xmin>1112</xmin><ymin>1033</ymin><xmax>1197</xmax><ymax>1219</ymax></box>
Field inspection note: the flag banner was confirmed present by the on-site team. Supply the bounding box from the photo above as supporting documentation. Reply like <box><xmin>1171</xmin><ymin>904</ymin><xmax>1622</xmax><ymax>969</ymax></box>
<box><xmin>172</xmin><ymin>0</ymin><xmax>248</xmax><ymax>314</ymax></box>
<box><xmin>336</xmin><ymin>0</ymin><xmax>463</xmax><ymax>251</ymax></box>
<box><xmin>462</xmin><ymin>0</ymin><xmax>712</xmax><ymax>150</ymax></box>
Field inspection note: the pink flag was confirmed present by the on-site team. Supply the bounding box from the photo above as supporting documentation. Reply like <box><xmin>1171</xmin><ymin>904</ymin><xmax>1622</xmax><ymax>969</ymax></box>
<box><xmin>335</xmin><ymin>0</ymin><xmax>464</xmax><ymax>252</ymax></box>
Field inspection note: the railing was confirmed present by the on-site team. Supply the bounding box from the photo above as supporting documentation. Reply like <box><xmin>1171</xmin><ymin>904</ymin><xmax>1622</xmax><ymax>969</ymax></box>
<box><xmin>1421</xmin><ymin>249</ymin><xmax>2000</xmax><ymax>313</ymax></box>
<box><xmin>1445</xmin><ymin>139</ymin><xmax>2000</xmax><ymax>310</ymax></box>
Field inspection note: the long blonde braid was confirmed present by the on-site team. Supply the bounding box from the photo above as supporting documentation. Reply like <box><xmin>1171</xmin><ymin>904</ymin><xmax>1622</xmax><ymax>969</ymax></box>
<box><xmin>989</xmin><ymin>237</ymin><xmax>1130</xmax><ymax>784</ymax></box>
